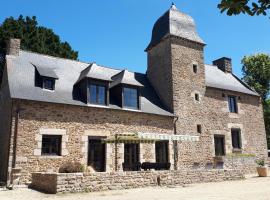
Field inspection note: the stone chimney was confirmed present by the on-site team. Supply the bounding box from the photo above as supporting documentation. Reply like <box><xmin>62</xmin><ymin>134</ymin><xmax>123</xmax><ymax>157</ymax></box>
<box><xmin>213</xmin><ymin>57</ymin><xmax>232</xmax><ymax>73</ymax></box>
<box><xmin>6</xmin><ymin>38</ymin><xmax>21</xmax><ymax>56</ymax></box>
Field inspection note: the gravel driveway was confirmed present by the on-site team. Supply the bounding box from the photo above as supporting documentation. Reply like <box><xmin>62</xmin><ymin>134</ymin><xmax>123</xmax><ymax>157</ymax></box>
<box><xmin>1</xmin><ymin>176</ymin><xmax>270</xmax><ymax>200</ymax></box>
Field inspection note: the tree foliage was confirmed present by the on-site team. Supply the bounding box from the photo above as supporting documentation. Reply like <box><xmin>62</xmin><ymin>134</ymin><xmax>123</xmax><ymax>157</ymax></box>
<box><xmin>242</xmin><ymin>54</ymin><xmax>270</xmax><ymax>101</ymax></box>
<box><xmin>241</xmin><ymin>54</ymin><xmax>270</xmax><ymax>147</ymax></box>
<box><xmin>218</xmin><ymin>0</ymin><xmax>270</xmax><ymax>16</ymax></box>
<box><xmin>0</xmin><ymin>15</ymin><xmax>78</xmax><ymax>86</ymax></box>
<box><xmin>0</xmin><ymin>15</ymin><xmax>78</xmax><ymax>59</ymax></box>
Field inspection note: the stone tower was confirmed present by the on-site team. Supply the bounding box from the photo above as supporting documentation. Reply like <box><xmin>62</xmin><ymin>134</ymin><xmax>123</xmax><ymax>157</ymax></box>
<box><xmin>146</xmin><ymin>4</ymin><xmax>208</xmax><ymax>168</ymax></box>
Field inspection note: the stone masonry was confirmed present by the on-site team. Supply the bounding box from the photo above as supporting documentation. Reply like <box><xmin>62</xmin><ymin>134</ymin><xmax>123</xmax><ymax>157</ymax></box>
<box><xmin>31</xmin><ymin>169</ymin><xmax>244</xmax><ymax>194</ymax></box>
<box><xmin>9</xmin><ymin>99</ymin><xmax>174</xmax><ymax>184</ymax></box>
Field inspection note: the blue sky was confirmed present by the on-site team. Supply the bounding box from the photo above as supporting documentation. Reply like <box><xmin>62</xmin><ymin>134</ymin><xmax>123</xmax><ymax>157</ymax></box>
<box><xmin>1</xmin><ymin>0</ymin><xmax>270</xmax><ymax>77</ymax></box>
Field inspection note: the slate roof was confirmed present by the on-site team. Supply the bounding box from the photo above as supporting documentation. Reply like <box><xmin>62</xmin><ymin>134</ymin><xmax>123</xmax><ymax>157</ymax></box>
<box><xmin>146</xmin><ymin>4</ymin><xmax>205</xmax><ymax>51</ymax></box>
<box><xmin>5</xmin><ymin>51</ymin><xmax>259</xmax><ymax>118</ymax></box>
<box><xmin>205</xmin><ymin>64</ymin><xmax>259</xmax><ymax>96</ymax></box>
<box><xmin>110</xmin><ymin>70</ymin><xmax>143</xmax><ymax>88</ymax></box>
<box><xmin>6</xmin><ymin>50</ymin><xmax>174</xmax><ymax>117</ymax></box>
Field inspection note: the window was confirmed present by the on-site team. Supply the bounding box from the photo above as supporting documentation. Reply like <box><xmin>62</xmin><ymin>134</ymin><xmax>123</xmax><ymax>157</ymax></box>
<box><xmin>123</xmin><ymin>143</ymin><xmax>140</xmax><ymax>171</ymax></box>
<box><xmin>123</xmin><ymin>87</ymin><xmax>138</xmax><ymax>109</ymax></box>
<box><xmin>228</xmin><ymin>96</ymin><xmax>238</xmax><ymax>113</ymax></box>
<box><xmin>89</xmin><ymin>84</ymin><xmax>106</xmax><ymax>105</ymax></box>
<box><xmin>43</xmin><ymin>78</ymin><xmax>55</xmax><ymax>90</ymax></box>
<box><xmin>41</xmin><ymin>135</ymin><xmax>62</xmax><ymax>156</ymax></box>
<box><xmin>197</xmin><ymin>124</ymin><xmax>202</xmax><ymax>134</ymax></box>
<box><xmin>231</xmin><ymin>129</ymin><xmax>242</xmax><ymax>149</ymax></box>
<box><xmin>195</xmin><ymin>93</ymin><xmax>200</xmax><ymax>101</ymax></box>
<box><xmin>155</xmin><ymin>141</ymin><xmax>169</xmax><ymax>164</ymax></box>
<box><xmin>193</xmin><ymin>64</ymin><xmax>198</xmax><ymax>73</ymax></box>
<box><xmin>214</xmin><ymin>135</ymin><xmax>225</xmax><ymax>156</ymax></box>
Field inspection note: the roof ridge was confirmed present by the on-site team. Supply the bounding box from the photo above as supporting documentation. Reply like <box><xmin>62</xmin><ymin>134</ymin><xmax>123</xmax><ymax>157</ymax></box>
<box><xmin>20</xmin><ymin>50</ymin><xmax>91</xmax><ymax>65</ymax></box>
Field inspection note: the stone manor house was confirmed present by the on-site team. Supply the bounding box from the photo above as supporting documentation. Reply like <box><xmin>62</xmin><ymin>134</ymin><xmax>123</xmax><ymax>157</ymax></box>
<box><xmin>0</xmin><ymin>4</ymin><xmax>267</xmax><ymax>185</ymax></box>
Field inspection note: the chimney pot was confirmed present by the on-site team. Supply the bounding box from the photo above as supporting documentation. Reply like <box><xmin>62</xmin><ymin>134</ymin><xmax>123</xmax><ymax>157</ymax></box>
<box><xmin>213</xmin><ymin>57</ymin><xmax>232</xmax><ymax>73</ymax></box>
<box><xmin>6</xmin><ymin>38</ymin><xmax>21</xmax><ymax>56</ymax></box>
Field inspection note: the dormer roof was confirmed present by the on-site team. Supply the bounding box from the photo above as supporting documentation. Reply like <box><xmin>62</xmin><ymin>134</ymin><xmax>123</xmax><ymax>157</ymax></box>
<box><xmin>110</xmin><ymin>69</ymin><xmax>144</xmax><ymax>88</ymax></box>
<box><xmin>32</xmin><ymin>63</ymin><xmax>58</xmax><ymax>79</ymax></box>
<box><xmin>77</xmin><ymin>63</ymin><xmax>113</xmax><ymax>83</ymax></box>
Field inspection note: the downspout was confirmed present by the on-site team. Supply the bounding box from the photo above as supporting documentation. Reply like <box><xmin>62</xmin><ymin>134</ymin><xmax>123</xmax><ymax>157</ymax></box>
<box><xmin>173</xmin><ymin>115</ymin><xmax>179</xmax><ymax>170</ymax></box>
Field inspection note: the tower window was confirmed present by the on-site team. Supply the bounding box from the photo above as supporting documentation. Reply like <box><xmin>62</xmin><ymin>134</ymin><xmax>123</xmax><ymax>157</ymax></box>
<box><xmin>193</xmin><ymin>64</ymin><xmax>198</xmax><ymax>73</ymax></box>
<box><xmin>195</xmin><ymin>93</ymin><xmax>200</xmax><ymax>101</ymax></box>
<box><xmin>197</xmin><ymin>124</ymin><xmax>202</xmax><ymax>134</ymax></box>
<box><xmin>231</xmin><ymin>129</ymin><xmax>242</xmax><ymax>150</ymax></box>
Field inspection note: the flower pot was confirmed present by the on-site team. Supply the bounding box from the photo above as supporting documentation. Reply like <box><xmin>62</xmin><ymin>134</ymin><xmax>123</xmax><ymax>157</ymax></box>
<box><xmin>257</xmin><ymin>166</ymin><xmax>268</xmax><ymax>177</ymax></box>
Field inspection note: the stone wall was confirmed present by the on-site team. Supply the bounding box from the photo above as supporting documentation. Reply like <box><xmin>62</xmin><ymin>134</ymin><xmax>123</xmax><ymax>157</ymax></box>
<box><xmin>31</xmin><ymin>169</ymin><xmax>244</xmax><ymax>194</ymax></box>
<box><xmin>224</xmin><ymin>156</ymin><xmax>257</xmax><ymax>174</ymax></box>
<box><xmin>11</xmin><ymin>100</ymin><xmax>174</xmax><ymax>184</ymax></box>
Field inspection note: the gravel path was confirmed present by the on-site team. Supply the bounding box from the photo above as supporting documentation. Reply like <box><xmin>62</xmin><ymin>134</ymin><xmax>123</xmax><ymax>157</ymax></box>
<box><xmin>1</xmin><ymin>176</ymin><xmax>270</xmax><ymax>200</ymax></box>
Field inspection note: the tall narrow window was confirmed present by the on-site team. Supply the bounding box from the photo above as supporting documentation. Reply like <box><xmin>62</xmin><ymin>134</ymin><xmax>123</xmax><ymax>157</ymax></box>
<box><xmin>89</xmin><ymin>84</ymin><xmax>106</xmax><ymax>105</ymax></box>
<box><xmin>228</xmin><ymin>96</ymin><xmax>238</xmax><ymax>113</ymax></box>
<box><xmin>214</xmin><ymin>135</ymin><xmax>225</xmax><ymax>156</ymax></box>
<box><xmin>195</xmin><ymin>93</ymin><xmax>200</xmax><ymax>101</ymax></box>
<box><xmin>193</xmin><ymin>64</ymin><xmax>198</xmax><ymax>73</ymax></box>
<box><xmin>197</xmin><ymin>124</ymin><xmax>202</xmax><ymax>134</ymax></box>
<box><xmin>41</xmin><ymin>135</ymin><xmax>62</xmax><ymax>156</ymax></box>
<box><xmin>155</xmin><ymin>141</ymin><xmax>169</xmax><ymax>164</ymax></box>
<box><xmin>123</xmin><ymin>87</ymin><xmax>138</xmax><ymax>109</ymax></box>
<box><xmin>231</xmin><ymin>129</ymin><xmax>242</xmax><ymax>150</ymax></box>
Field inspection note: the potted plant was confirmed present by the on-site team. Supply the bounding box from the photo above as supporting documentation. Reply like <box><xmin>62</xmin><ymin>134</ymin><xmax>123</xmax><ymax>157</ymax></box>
<box><xmin>256</xmin><ymin>159</ymin><xmax>268</xmax><ymax>177</ymax></box>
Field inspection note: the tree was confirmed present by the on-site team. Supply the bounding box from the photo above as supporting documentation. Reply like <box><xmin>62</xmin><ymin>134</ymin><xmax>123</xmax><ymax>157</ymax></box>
<box><xmin>241</xmin><ymin>54</ymin><xmax>270</xmax><ymax>147</ymax></box>
<box><xmin>0</xmin><ymin>15</ymin><xmax>78</xmax><ymax>85</ymax></box>
<box><xmin>218</xmin><ymin>0</ymin><xmax>270</xmax><ymax>17</ymax></box>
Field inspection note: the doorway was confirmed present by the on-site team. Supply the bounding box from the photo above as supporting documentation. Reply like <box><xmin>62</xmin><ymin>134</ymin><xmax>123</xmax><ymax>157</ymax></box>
<box><xmin>88</xmin><ymin>137</ymin><xmax>106</xmax><ymax>172</ymax></box>
<box><xmin>123</xmin><ymin>143</ymin><xmax>140</xmax><ymax>171</ymax></box>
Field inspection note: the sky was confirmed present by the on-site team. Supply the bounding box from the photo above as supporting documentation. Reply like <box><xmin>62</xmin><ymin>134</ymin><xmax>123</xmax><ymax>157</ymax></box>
<box><xmin>1</xmin><ymin>0</ymin><xmax>270</xmax><ymax>77</ymax></box>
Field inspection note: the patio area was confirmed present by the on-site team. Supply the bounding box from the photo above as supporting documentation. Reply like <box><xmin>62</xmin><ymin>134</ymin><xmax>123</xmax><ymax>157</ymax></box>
<box><xmin>1</xmin><ymin>175</ymin><xmax>270</xmax><ymax>200</ymax></box>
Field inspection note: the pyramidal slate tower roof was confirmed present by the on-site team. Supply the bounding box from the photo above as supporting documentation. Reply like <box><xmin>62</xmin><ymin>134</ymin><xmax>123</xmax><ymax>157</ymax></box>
<box><xmin>146</xmin><ymin>3</ymin><xmax>205</xmax><ymax>51</ymax></box>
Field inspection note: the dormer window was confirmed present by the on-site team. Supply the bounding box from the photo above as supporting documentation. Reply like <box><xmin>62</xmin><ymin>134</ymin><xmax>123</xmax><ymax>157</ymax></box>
<box><xmin>43</xmin><ymin>78</ymin><xmax>55</xmax><ymax>90</ymax></box>
<box><xmin>123</xmin><ymin>87</ymin><xmax>139</xmax><ymax>109</ymax></box>
<box><xmin>89</xmin><ymin>84</ymin><xmax>106</xmax><ymax>105</ymax></box>
<box><xmin>33</xmin><ymin>64</ymin><xmax>58</xmax><ymax>91</ymax></box>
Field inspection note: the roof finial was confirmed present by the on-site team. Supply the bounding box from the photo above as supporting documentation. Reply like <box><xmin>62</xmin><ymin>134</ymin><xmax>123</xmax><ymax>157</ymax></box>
<box><xmin>170</xmin><ymin>2</ymin><xmax>177</xmax><ymax>10</ymax></box>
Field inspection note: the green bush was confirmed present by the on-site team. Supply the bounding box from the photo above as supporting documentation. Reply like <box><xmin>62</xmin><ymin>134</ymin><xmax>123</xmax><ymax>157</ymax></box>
<box><xmin>256</xmin><ymin>159</ymin><xmax>265</xmax><ymax>167</ymax></box>
<box><xmin>59</xmin><ymin>161</ymin><xmax>85</xmax><ymax>173</ymax></box>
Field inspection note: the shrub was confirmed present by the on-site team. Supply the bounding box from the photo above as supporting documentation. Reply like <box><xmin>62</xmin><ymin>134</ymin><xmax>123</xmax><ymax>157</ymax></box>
<box><xmin>59</xmin><ymin>161</ymin><xmax>85</xmax><ymax>173</ymax></box>
<box><xmin>256</xmin><ymin>159</ymin><xmax>265</xmax><ymax>167</ymax></box>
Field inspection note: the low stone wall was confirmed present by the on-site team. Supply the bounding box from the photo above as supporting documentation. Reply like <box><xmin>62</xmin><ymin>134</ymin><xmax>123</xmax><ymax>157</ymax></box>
<box><xmin>31</xmin><ymin>169</ymin><xmax>244</xmax><ymax>194</ymax></box>
<box><xmin>224</xmin><ymin>156</ymin><xmax>257</xmax><ymax>174</ymax></box>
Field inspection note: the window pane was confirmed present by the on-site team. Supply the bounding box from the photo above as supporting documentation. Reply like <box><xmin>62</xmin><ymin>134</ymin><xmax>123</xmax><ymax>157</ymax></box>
<box><xmin>228</xmin><ymin>96</ymin><xmax>237</xmax><ymax>113</ymax></box>
<box><xmin>43</xmin><ymin>78</ymin><xmax>54</xmax><ymax>90</ymax></box>
<box><xmin>123</xmin><ymin>87</ymin><xmax>138</xmax><ymax>109</ymax></box>
<box><xmin>90</xmin><ymin>85</ymin><xmax>97</xmax><ymax>103</ymax></box>
<box><xmin>89</xmin><ymin>84</ymin><xmax>106</xmax><ymax>105</ymax></box>
<box><xmin>98</xmin><ymin>86</ymin><xmax>105</xmax><ymax>104</ymax></box>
